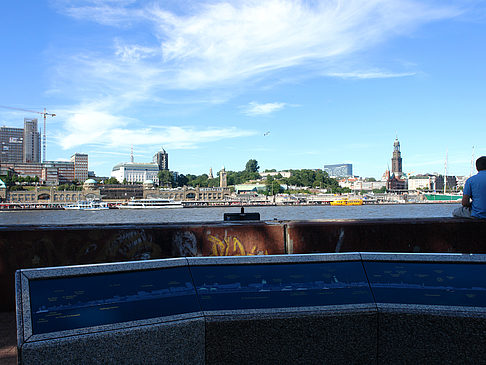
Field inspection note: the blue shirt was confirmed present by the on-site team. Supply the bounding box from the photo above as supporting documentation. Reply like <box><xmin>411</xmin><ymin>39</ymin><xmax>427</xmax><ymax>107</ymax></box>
<box><xmin>463</xmin><ymin>170</ymin><xmax>486</xmax><ymax>219</ymax></box>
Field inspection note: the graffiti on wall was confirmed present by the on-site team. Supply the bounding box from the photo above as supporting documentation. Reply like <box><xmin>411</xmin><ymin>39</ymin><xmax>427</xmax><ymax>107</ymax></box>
<box><xmin>171</xmin><ymin>231</ymin><xmax>198</xmax><ymax>257</ymax></box>
<box><xmin>207</xmin><ymin>235</ymin><xmax>268</xmax><ymax>256</ymax></box>
<box><xmin>106</xmin><ymin>230</ymin><xmax>161</xmax><ymax>260</ymax></box>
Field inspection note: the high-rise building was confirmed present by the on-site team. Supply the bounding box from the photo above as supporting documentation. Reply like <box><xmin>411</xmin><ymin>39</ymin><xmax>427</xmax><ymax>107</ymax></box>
<box><xmin>391</xmin><ymin>137</ymin><xmax>402</xmax><ymax>176</ymax></box>
<box><xmin>0</xmin><ymin>126</ymin><xmax>24</xmax><ymax>163</ymax></box>
<box><xmin>23</xmin><ymin>118</ymin><xmax>41</xmax><ymax>163</ymax></box>
<box><xmin>153</xmin><ymin>147</ymin><xmax>168</xmax><ymax>170</ymax></box>
<box><xmin>323</xmin><ymin>164</ymin><xmax>353</xmax><ymax>177</ymax></box>
<box><xmin>71</xmin><ymin>153</ymin><xmax>89</xmax><ymax>182</ymax></box>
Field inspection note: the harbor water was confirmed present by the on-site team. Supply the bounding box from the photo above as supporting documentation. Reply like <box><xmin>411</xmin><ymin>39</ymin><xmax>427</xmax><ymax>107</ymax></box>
<box><xmin>0</xmin><ymin>203</ymin><xmax>461</xmax><ymax>225</ymax></box>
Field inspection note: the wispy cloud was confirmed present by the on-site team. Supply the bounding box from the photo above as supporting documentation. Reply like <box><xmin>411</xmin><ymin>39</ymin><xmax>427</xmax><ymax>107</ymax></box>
<box><xmin>49</xmin><ymin>0</ymin><xmax>462</xmax><ymax>154</ymax></box>
<box><xmin>54</xmin><ymin>103</ymin><xmax>256</xmax><ymax>150</ymax></box>
<box><xmin>241</xmin><ymin>102</ymin><xmax>287</xmax><ymax>116</ymax></box>
<box><xmin>327</xmin><ymin>71</ymin><xmax>417</xmax><ymax>79</ymax></box>
<box><xmin>53</xmin><ymin>0</ymin><xmax>461</xmax><ymax>92</ymax></box>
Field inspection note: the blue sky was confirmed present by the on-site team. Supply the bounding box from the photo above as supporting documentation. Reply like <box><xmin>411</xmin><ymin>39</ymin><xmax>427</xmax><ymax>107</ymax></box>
<box><xmin>1</xmin><ymin>0</ymin><xmax>485</xmax><ymax>179</ymax></box>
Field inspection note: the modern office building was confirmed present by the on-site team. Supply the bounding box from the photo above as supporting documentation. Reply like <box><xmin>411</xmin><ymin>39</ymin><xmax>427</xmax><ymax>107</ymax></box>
<box><xmin>71</xmin><ymin>153</ymin><xmax>89</xmax><ymax>182</ymax></box>
<box><xmin>0</xmin><ymin>118</ymin><xmax>40</xmax><ymax>164</ymax></box>
<box><xmin>0</xmin><ymin>161</ymin><xmax>75</xmax><ymax>185</ymax></box>
<box><xmin>0</xmin><ymin>126</ymin><xmax>24</xmax><ymax>163</ymax></box>
<box><xmin>323</xmin><ymin>164</ymin><xmax>353</xmax><ymax>177</ymax></box>
<box><xmin>42</xmin><ymin>161</ymin><xmax>75</xmax><ymax>185</ymax></box>
<box><xmin>111</xmin><ymin>162</ymin><xmax>160</xmax><ymax>184</ymax></box>
<box><xmin>23</xmin><ymin>118</ymin><xmax>41</xmax><ymax>163</ymax></box>
<box><xmin>153</xmin><ymin>148</ymin><xmax>168</xmax><ymax>170</ymax></box>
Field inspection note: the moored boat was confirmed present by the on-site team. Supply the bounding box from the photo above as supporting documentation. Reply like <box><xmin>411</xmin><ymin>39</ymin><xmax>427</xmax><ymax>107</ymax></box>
<box><xmin>423</xmin><ymin>193</ymin><xmax>462</xmax><ymax>202</ymax></box>
<box><xmin>64</xmin><ymin>199</ymin><xmax>109</xmax><ymax>210</ymax></box>
<box><xmin>118</xmin><ymin>198</ymin><xmax>183</xmax><ymax>209</ymax></box>
<box><xmin>330</xmin><ymin>198</ymin><xmax>363</xmax><ymax>206</ymax></box>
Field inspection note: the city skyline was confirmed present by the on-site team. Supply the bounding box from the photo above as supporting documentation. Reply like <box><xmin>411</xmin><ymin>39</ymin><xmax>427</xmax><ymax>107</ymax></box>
<box><xmin>1</xmin><ymin>1</ymin><xmax>485</xmax><ymax>179</ymax></box>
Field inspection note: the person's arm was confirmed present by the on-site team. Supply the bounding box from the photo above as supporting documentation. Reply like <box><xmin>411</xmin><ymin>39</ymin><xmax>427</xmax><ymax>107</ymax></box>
<box><xmin>462</xmin><ymin>194</ymin><xmax>471</xmax><ymax>208</ymax></box>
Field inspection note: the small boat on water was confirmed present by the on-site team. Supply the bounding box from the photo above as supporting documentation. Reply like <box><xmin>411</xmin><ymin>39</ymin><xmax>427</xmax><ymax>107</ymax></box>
<box><xmin>118</xmin><ymin>198</ymin><xmax>184</xmax><ymax>209</ymax></box>
<box><xmin>64</xmin><ymin>199</ymin><xmax>109</xmax><ymax>210</ymax></box>
<box><xmin>330</xmin><ymin>198</ymin><xmax>363</xmax><ymax>206</ymax></box>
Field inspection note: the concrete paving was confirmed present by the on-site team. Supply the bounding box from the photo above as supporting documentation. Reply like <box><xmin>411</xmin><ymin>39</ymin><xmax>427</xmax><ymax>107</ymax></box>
<box><xmin>0</xmin><ymin>311</ymin><xmax>17</xmax><ymax>365</ymax></box>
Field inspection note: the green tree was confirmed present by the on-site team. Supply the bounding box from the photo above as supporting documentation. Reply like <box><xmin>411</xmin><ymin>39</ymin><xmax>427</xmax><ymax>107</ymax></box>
<box><xmin>264</xmin><ymin>176</ymin><xmax>283</xmax><ymax>195</ymax></box>
<box><xmin>176</xmin><ymin>174</ymin><xmax>189</xmax><ymax>187</ymax></box>
<box><xmin>159</xmin><ymin>170</ymin><xmax>174</xmax><ymax>187</ymax></box>
<box><xmin>9</xmin><ymin>185</ymin><xmax>25</xmax><ymax>191</ymax></box>
<box><xmin>245</xmin><ymin>159</ymin><xmax>259</xmax><ymax>173</ymax></box>
<box><xmin>105</xmin><ymin>177</ymin><xmax>120</xmax><ymax>184</ymax></box>
<box><xmin>373</xmin><ymin>186</ymin><xmax>386</xmax><ymax>193</ymax></box>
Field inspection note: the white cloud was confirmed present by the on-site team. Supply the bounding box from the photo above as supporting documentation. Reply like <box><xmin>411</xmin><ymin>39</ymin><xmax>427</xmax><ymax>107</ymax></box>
<box><xmin>54</xmin><ymin>0</ymin><xmax>460</xmax><ymax>92</ymax></box>
<box><xmin>327</xmin><ymin>71</ymin><xmax>417</xmax><ymax>79</ymax></box>
<box><xmin>55</xmin><ymin>103</ymin><xmax>256</xmax><ymax>150</ymax></box>
<box><xmin>49</xmin><ymin>0</ymin><xmax>462</xmax><ymax>155</ymax></box>
<box><xmin>242</xmin><ymin>102</ymin><xmax>286</xmax><ymax>116</ymax></box>
<box><xmin>114</xmin><ymin>41</ymin><xmax>158</xmax><ymax>63</ymax></box>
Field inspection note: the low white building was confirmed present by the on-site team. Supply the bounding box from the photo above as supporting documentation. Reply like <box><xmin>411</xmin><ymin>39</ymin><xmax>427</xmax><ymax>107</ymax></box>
<box><xmin>338</xmin><ymin>178</ymin><xmax>386</xmax><ymax>191</ymax></box>
<box><xmin>111</xmin><ymin>162</ymin><xmax>160</xmax><ymax>184</ymax></box>
<box><xmin>260</xmin><ymin>171</ymin><xmax>292</xmax><ymax>179</ymax></box>
<box><xmin>350</xmin><ymin>181</ymin><xmax>386</xmax><ymax>191</ymax></box>
<box><xmin>407</xmin><ymin>177</ymin><xmax>432</xmax><ymax>191</ymax></box>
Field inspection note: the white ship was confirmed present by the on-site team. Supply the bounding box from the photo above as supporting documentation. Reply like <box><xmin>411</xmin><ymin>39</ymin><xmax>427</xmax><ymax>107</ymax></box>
<box><xmin>118</xmin><ymin>198</ymin><xmax>184</xmax><ymax>209</ymax></box>
<box><xmin>64</xmin><ymin>199</ymin><xmax>109</xmax><ymax>210</ymax></box>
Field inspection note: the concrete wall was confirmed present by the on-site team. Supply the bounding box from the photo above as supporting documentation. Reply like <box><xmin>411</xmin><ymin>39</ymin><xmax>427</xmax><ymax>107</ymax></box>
<box><xmin>2</xmin><ymin>217</ymin><xmax>486</xmax><ymax>311</ymax></box>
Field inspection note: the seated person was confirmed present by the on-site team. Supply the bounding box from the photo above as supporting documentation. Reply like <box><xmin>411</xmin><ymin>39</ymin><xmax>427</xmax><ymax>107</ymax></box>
<box><xmin>453</xmin><ymin>156</ymin><xmax>486</xmax><ymax>219</ymax></box>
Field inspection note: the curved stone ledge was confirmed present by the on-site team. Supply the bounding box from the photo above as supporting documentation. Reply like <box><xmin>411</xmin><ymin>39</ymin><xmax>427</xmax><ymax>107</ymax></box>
<box><xmin>16</xmin><ymin>253</ymin><xmax>486</xmax><ymax>364</ymax></box>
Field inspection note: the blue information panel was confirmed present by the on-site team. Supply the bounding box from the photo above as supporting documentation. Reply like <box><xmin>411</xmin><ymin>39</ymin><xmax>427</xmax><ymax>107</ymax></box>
<box><xmin>190</xmin><ymin>262</ymin><xmax>373</xmax><ymax>311</ymax></box>
<box><xmin>363</xmin><ymin>261</ymin><xmax>486</xmax><ymax>307</ymax></box>
<box><xmin>29</xmin><ymin>267</ymin><xmax>199</xmax><ymax>335</ymax></box>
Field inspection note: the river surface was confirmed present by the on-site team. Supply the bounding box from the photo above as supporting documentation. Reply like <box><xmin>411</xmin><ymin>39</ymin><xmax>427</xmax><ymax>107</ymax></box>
<box><xmin>0</xmin><ymin>203</ymin><xmax>460</xmax><ymax>225</ymax></box>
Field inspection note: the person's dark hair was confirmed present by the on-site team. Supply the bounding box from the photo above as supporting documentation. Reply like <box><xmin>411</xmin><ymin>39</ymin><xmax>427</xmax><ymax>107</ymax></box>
<box><xmin>476</xmin><ymin>156</ymin><xmax>486</xmax><ymax>171</ymax></box>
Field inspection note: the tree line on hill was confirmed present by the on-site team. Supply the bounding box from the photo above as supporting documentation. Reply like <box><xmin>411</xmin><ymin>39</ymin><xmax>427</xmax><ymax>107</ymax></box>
<box><xmin>157</xmin><ymin>159</ymin><xmax>351</xmax><ymax>195</ymax></box>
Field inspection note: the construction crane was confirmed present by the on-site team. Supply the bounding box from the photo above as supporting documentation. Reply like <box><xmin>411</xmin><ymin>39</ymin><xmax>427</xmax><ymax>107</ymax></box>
<box><xmin>0</xmin><ymin>105</ymin><xmax>56</xmax><ymax>162</ymax></box>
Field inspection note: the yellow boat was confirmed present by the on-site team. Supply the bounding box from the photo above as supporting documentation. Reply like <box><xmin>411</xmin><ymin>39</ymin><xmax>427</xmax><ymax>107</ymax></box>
<box><xmin>330</xmin><ymin>198</ymin><xmax>363</xmax><ymax>206</ymax></box>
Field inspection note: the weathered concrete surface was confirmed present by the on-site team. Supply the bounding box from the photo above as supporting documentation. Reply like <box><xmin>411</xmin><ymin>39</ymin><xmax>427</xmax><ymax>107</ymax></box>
<box><xmin>377</xmin><ymin>307</ymin><xmax>486</xmax><ymax>364</ymax></box>
<box><xmin>286</xmin><ymin>218</ymin><xmax>486</xmax><ymax>254</ymax></box>
<box><xmin>205</xmin><ymin>310</ymin><xmax>377</xmax><ymax>365</ymax></box>
<box><xmin>0</xmin><ymin>311</ymin><xmax>16</xmax><ymax>365</ymax></box>
<box><xmin>20</xmin><ymin>318</ymin><xmax>205</xmax><ymax>365</ymax></box>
